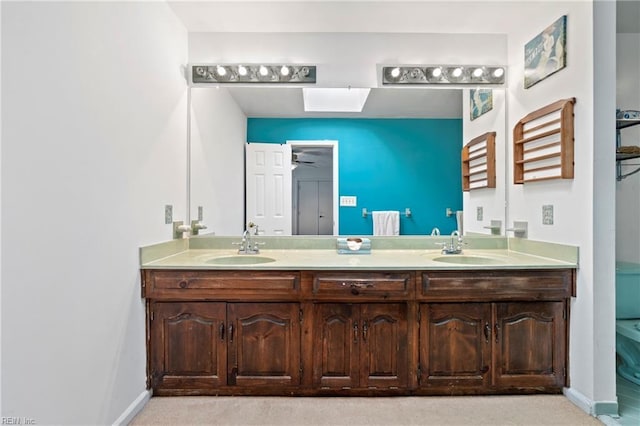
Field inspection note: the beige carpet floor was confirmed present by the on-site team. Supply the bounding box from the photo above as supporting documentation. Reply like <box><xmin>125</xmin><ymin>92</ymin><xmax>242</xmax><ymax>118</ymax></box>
<box><xmin>130</xmin><ymin>395</ymin><xmax>604</xmax><ymax>425</ymax></box>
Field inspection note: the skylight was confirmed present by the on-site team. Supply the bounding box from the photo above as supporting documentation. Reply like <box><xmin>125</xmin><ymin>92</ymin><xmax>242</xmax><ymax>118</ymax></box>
<box><xmin>302</xmin><ymin>88</ymin><xmax>371</xmax><ymax>112</ymax></box>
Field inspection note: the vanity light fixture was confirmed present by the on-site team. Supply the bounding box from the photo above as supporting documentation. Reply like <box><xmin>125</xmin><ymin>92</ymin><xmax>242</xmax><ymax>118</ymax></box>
<box><xmin>192</xmin><ymin>64</ymin><xmax>316</xmax><ymax>84</ymax></box>
<box><xmin>382</xmin><ymin>65</ymin><xmax>506</xmax><ymax>85</ymax></box>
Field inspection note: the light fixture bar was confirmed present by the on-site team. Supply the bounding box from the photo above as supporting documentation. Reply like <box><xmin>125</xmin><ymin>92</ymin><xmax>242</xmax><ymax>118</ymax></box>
<box><xmin>192</xmin><ymin>64</ymin><xmax>316</xmax><ymax>84</ymax></box>
<box><xmin>382</xmin><ymin>65</ymin><xmax>506</xmax><ymax>85</ymax></box>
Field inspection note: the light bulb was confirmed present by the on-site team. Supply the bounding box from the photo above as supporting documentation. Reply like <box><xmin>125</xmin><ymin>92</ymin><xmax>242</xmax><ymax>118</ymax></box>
<box><xmin>259</xmin><ymin>65</ymin><xmax>269</xmax><ymax>76</ymax></box>
<box><xmin>473</xmin><ymin>68</ymin><xmax>484</xmax><ymax>78</ymax></box>
<box><xmin>390</xmin><ymin>67</ymin><xmax>400</xmax><ymax>78</ymax></box>
<box><xmin>431</xmin><ymin>68</ymin><xmax>442</xmax><ymax>78</ymax></box>
<box><xmin>451</xmin><ymin>67</ymin><xmax>463</xmax><ymax>78</ymax></box>
<box><xmin>493</xmin><ymin>68</ymin><xmax>505</xmax><ymax>78</ymax></box>
<box><xmin>280</xmin><ymin>66</ymin><xmax>290</xmax><ymax>76</ymax></box>
<box><xmin>216</xmin><ymin>65</ymin><xmax>226</xmax><ymax>76</ymax></box>
<box><xmin>238</xmin><ymin>65</ymin><xmax>247</xmax><ymax>76</ymax></box>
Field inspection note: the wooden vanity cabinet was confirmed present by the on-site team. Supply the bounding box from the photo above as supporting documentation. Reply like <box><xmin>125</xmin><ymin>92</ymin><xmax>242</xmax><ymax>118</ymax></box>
<box><xmin>227</xmin><ymin>302</ymin><xmax>301</xmax><ymax>388</ymax></box>
<box><xmin>493</xmin><ymin>301</ymin><xmax>566</xmax><ymax>390</ymax></box>
<box><xmin>149</xmin><ymin>301</ymin><xmax>301</xmax><ymax>394</ymax></box>
<box><xmin>419</xmin><ymin>301</ymin><xmax>566</xmax><ymax>393</ymax></box>
<box><xmin>143</xmin><ymin>267</ymin><xmax>574</xmax><ymax>396</ymax></box>
<box><xmin>419</xmin><ymin>303</ymin><xmax>491</xmax><ymax>392</ymax></box>
<box><xmin>149</xmin><ymin>302</ymin><xmax>227</xmax><ymax>392</ymax></box>
<box><xmin>312</xmin><ymin>303</ymin><xmax>409</xmax><ymax>391</ymax></box>
<box><xmin>418</xmin><ymin>270</ymin><xmax>573</xmax><ymax>394</ymax></box>
<box><xmin>143</xmin><ymin>269</ymin><xmax>303</xmax><ymax>395</ymax></box>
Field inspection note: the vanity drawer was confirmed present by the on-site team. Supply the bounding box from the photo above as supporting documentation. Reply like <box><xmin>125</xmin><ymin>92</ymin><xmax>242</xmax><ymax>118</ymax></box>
<box><xmin>142</xmin><ymin>270</ymin><xmax>300</xmax><ymax>300</ymax></box>
<box><xmin>419</xmin><ymin>269</ymin><xmax>575</xmax><ymax>301</ymax></box>
<box><xmin>310</xmin><ymin>271</ymin><xmax>413</xmax><ymax>299</ymax></box>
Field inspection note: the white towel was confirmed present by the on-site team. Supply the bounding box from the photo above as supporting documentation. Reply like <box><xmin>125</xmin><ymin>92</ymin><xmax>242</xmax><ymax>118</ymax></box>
<box><xmin>372</xmin><ymin>211</ymin><xmax>400</xmax><ymax>236</ymax></box>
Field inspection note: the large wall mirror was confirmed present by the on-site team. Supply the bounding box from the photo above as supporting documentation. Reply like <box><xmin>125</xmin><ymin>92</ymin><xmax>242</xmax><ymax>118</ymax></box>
<box><xmin>186</xmin><ymin>30</ymin><xmax>507</xmax><ymax>238</ymax></box>
<box><xmin>189</xmin><ymin>84</ymin><xmax>507</xmax><ymax>237</ymax></box>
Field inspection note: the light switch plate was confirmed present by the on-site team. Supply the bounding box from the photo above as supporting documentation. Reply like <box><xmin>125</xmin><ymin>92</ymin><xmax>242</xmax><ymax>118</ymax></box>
<box><xmin>542</xmin><ymin>205</ymin><xmax>554</xmax><ymax>225</ymax></box>
<box><xmin>165</xmin><ymin>205</ymin><xmax>173</xmax><ymax>224</ymax></box>
<box><xmin>340</xmin><ymin>196</ymin><xmax>357</xmax><ymax>207</ymax></box>
<box><xmin>476</xmin><ymin>206</ymin><xmax>483</xmax><ymax>221</ymax></box>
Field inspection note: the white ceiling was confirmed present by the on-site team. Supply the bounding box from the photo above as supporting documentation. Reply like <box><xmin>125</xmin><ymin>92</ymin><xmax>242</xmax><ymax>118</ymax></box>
<box><xmin>219</xmin><ymin>87</ymin><xmax>462</xmax><ymax>118</ymax></box>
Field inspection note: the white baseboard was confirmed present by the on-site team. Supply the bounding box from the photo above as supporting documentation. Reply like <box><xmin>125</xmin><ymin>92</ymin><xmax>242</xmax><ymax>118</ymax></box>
<box><xmin>112</xmin><ymin>389</ymin><xmax>152</xmax><ymax>426</ymax></box>
<box><xmin>564</xmin><ymin>386</ymin><xmax>619</xmax><ymax>417</ymax></box>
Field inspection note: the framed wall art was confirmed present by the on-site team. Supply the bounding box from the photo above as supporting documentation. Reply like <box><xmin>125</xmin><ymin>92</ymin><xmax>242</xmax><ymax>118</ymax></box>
<box><xmin>470</xmin><ymin>89</ymin><xmax>493</xmax><ymax>120</ymax></box>
<box><xmin>524</xmin><ymin>15</ymin><xmax>567</xmax><ymax>89</ymax></box>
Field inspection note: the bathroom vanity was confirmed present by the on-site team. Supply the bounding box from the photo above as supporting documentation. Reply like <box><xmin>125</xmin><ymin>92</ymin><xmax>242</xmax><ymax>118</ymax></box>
<box><xmin>141</xmin><ymin>239</ymin><xmax>577</xmax><ymax>397</ymax></box>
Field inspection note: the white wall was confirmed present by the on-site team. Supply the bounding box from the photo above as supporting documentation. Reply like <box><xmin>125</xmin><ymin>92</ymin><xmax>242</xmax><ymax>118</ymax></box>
<box><xmin>1</xmin><ymin>2</ymin><xmax>187</xmax><ymax>424</ymax></box>
<box><xmin>503</xmin><ymin>1</ymin><xmax>617</xmax><ymax>414</ymax></box>
<box><xmin>462</xmin><ymin>89</ymin><xmax>507</xmax><ymax>235</ymax></box>
<box><xmin>616</xmin><ymin>33</ymin><xmax>640</xmax><ymax>263</ymax></box>
<box><xmin>190</xmin><ymin>88</ymin><xmax>246</xmax><ymax>236</ymax></box>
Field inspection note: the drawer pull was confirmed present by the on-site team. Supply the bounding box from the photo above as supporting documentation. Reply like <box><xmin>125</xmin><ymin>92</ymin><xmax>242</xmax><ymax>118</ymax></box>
<box><xmin>178</xmin><ymin>281</ymin><xmax>188</xmax><ymax>289</ymax></box>
<box><xmin>362</xmin><ymin>321</ymin><xmax>368</xmax><ymax>342</ymax></box>
<box><xmin>220</xmin><ymin>323</ymin><xmax>225</xmax><ymax>341</ymax></box>
<box><xmin>229</xmin><ymin>323</ymin><xmax>234</xmax><ymax>343</ymax></box>
<box><xmin>484</xmin><ymin>322</ymin><xmax>491</xmax><ymax>343</ymax></box>
<box><xmin>353</xmin><ymin>322</ymin><xmax>359</xmax><ymax>343</ymax></box>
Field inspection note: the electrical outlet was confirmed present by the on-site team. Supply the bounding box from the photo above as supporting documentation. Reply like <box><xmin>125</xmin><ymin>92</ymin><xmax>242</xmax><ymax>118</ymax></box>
<box><xmin>165</xmin><ymin>205</ymin><xmax>173</xmax><ymax>224</ymax></box>
<box><xmin>340</xmin><ymin>196</ymin><xmax>357</xmax><ymax>207</ymax></box>
<box><xmin>476</xmin><ymin>206</ymin><xmax>483</xmax><ymax>221</ymax></box>
<box><xmin>542</xmin><ymin>205</ymin><xmax>554</xmax><ymax>225</ymax></box>
<box><xmin>198</xmin><ymin>206</ymin><xmax>203</xmax><ymax>221</ymax></box>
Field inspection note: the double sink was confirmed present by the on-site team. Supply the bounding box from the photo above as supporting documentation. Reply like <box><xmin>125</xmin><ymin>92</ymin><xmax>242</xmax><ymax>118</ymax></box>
<box><xmin>204</xmin><ymin>253</ymin><xmax>507</xmax><ymax>266</ymax></box>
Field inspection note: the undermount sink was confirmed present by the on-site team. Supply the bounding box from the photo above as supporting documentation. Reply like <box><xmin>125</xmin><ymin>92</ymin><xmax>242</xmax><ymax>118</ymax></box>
<box><xmin>205</xmin><ymin>255</ymin><xmax>276</xmax><ymax>265</ymax></box>
<box><xmin>431</xmin><ymin>255</ymin><xmax>505</xmax><ymax>265</ymax></box>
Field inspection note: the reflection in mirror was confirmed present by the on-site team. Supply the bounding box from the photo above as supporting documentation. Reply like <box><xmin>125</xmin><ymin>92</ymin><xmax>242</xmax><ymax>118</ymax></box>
<box><xmin>189</xmin><ymin>86</ymin><xmax>506</xmax><ymax>237</ymax></box>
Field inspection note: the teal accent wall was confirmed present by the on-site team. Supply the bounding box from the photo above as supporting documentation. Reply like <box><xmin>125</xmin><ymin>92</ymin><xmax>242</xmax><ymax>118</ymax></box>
<box><xmin>247</xmin><ymin>118</ymin><xmax>462</xmax><ymax>235</ymax></box>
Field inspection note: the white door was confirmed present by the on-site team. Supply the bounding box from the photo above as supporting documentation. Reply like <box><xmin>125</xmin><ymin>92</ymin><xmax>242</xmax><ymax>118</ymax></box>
<box><xmin>245</xmin><ymin>143</ymin><xmax>292</xmax><ymax>235</ymax></box>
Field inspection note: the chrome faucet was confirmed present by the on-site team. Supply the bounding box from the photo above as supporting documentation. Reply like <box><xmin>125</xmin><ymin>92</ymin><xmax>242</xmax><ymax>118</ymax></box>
<box><xmin>440</xmin><ymin>230</ymin><xmax>464</xmax><ymax>255</ymax></box>
<box><xmin>235</xmin><ymin>222</ymin><xmax>264</xmax><ymax>254</ymax></box>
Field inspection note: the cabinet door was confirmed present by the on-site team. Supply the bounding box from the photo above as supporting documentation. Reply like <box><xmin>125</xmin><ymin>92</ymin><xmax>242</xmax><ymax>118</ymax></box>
<box><xmin>227</xmin><ymin>303</ymin><xmax>301</xmax><ymax>387</ymax></box>
<box><xmin>493</xmin><ymin>302</ymin><xmax>566</xmax><ymax>389</ymax></box>
<box><xmin>360</xmin><ymin>304</ymin><xmax>409</xmax><ymax>389</ymax></box>
<box><xmin>419</xmin><ymin>303</ymin><xmax>491</xmax><ymax>390</ymax></box>
<box><xmin>312</xmin><ymin>304</ymin><xmax>359</xmax><ymax>389</ymax></box>
<box><xmin>149</xmin><ymin>302</ymin><xmax>227</xmax><ymax>390</ymax></box>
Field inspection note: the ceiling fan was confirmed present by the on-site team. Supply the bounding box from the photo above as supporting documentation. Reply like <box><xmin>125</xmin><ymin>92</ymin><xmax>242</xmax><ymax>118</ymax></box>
<box><xmin>292</xmin><ymin>152</ymin><xmax>316</xmax><ymax>167</ymax></box>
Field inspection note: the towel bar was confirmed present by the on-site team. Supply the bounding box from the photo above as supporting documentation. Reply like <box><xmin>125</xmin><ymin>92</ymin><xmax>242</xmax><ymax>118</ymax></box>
<box><xmin>362</xmin><ymin>208</ymin><xmax>412</xmax><ymax>218</ymax></box>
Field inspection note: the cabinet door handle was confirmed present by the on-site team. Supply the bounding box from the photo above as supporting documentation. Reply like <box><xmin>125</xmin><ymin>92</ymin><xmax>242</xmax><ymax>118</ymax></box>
<box><xmin>484</xmin><ymin>322</ymin><xmax>491</xmax><ymax>343</ymax></box>
<box><xmin>494</xmin><ymin>323</ymin><xmax>500</xmax><ymax>343</ymax></box>
<box><xmin>362</xmin><ymin>321</ymin><xmax>368</xmax><ymax>342</ymax></box>
<box><xmin>353</xmin><ymin>322</ymin><xmax>358</xmax><ymax>343</ymax></box>
<box><xmin>220</xmin><ymin>323</ymin><xmax>225</xmax><ymax>341</ymax></box>
<box><xmin>229</xmin><ymin>323</ymin><xmax>234</xmax><ymax>343</ymax></box>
